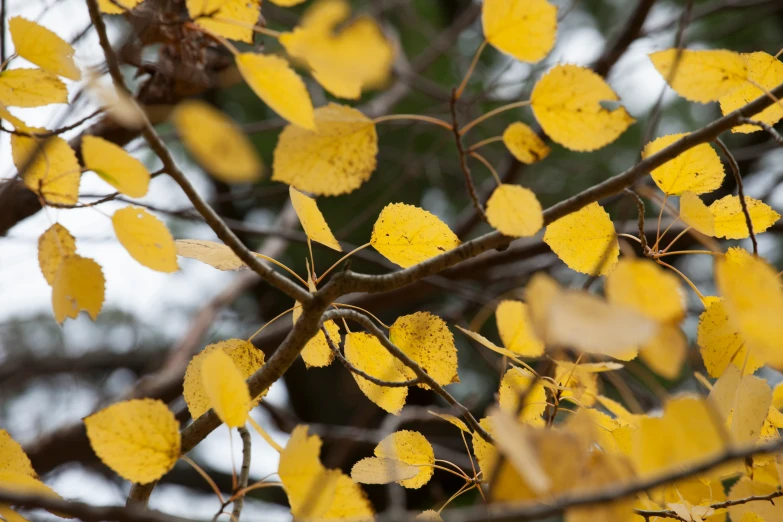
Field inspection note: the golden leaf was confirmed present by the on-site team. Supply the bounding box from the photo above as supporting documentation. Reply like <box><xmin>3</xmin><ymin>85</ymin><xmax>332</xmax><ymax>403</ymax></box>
<box><xmin>495</xmin><ymin>300</ymin><xmax>544</xmax><ymax>357</ymax></box>
<box><xmin>543</xmin><ymin>202</ymin><xmax>618</xmax><ymax>275</ymax></box>
<box><xmin>12</xmin><ymin>133</ymin><xmax>80</xmax><ymax>205</ymax></box>
<box><xmin>498</xmin><ymin>367</ymin><xmax>547</xmax><ymax>425</ymax></box>
<box><xmin>650</xmin><ymin>49</ymin><xmax>747</xmax><ymax>103</ymax></box>
<box><xmin>350</xmin><ymin>457</ymin><xmax>418</xmax><ymax>485</ymax></box>
<box><xmin>502</xmin><ymin>122</ymin><xmax>550</xmax><ymax>164</ymax></box>
<box><xmin>112</xmin><ymin>206</ymin><xmax>178</xmax><ymax>273</ymax></box>
<box><xmin>389</xmin><ymin>311</ymin><xmax>459</xmax><ymax>387</ymax></box>
<box><xmin>293</xmin><ymin>304</ymin><xmax>341</xmax><ymax>368</ymax></box>
<box><xmin>0</xmin><ymin>69</ymin><xmax>66</xmax><ymax>107</ymax></box>
<box><xmin>289</xmin><ymin>187</ymin><xmax>342</xmax><ymax>251</ymax></box>
<box><xmin>697</xmin><ymin>296</ymin><xmax>763</xmax><ymax>378</ymax></box>
<box><xmin>52</xmin><ymin>255</ymin><xmax>105</xmax><ymax>323</ymax></box>
<box><xmin>344</xmin><ymin>332</ymin><xmax>408</xmax><ymax>414</ymax></box>
<box><xmin>0</xmin><ymin>430</ymin><xmax>35</xmax><ymax>477</ymax></box>
<box><xmin>482</xmin><ymin>0</ymin><xmax>557</xmax><ymax>63</ymax></box>
<box><xmin>9</xmin><ymin>17</ymin><xmax>80</xmax><ymax>80</ymax></box>
<box><xmin>82</xmin><ymin>136</ymin><xmax>150</xmax><ymax>198</ymax></box>
<box><xmin>643</xmin><ymin>133</ymin><xmax>724</xmax><ymax>195</ymax></box>
<box><xmin>605</xmin><ymin>258</ymin><xmax>685</xmax><ymax>323</ymax></box>
<box><xmin>720</xmin><ymin>52</ymin><xmax>783</xmax><ymax>133</ymax></box>
<box><xmin>679</xmin><ymin>191</ymin><xmax>716</xmax><ymax>236</ymax></box>
<box><xmin>485</xmin><ymin>184</ymin><xmax>543</xmax><ymax>237</ymax></box>
<box><xmin>373</xmin><ymin>430</ymin><xmax>434</xmax><ymax>489</ymax></box>
<box><xmin>38</xmin><ymin>223</ymin><xmax>76</xmax><ymax>286</ymax></box>
<box><xmin>201</xmin><ymin>350</ymin><xmax>251</xmax><ymax>428</ymax></box>
<box><xmin>187</xmin><ymin>0</ymin><xmax>261</xmax><ymax>43</ymax></box>
<box><xmin>709</xmin><ymin>195</ymin><xmax>780</xmax><ymax>239</ymax></box>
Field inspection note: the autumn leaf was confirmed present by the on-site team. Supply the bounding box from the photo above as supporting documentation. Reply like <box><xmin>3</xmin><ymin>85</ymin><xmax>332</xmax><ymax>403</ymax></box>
<box><xmin>0</xmin><ymin>69</ymin><xmax>67</xmax><ymax>107</ymax></box>
<box><xmin>273</xmin><ymin>103</ymin><xmax>378</xmax><ymax>196</ymax></box>
<box><xmin>554</xmin><ymin>361</ymin><xmax>624</xmax><ymax>408</ymax></box>
<box><xmin>183</xmin><ymin>339</ymin><xmax>265</xmax><ymax>420</ymax></box>
<box><xmin>186</xmin><ymin>0</ymin><xmax>261</xmax><ymax>43</ymax></box>
<box><xmin>531</xmin><ymin>64</ymin><xmax>634</xmax><ymax>151</ymax></box>
<box><xmin>709</xmin><ymin>194</ymin><xmax>780</xmax><ymax>239</ymax></box>
<box><xmin>38</xmin><ymin>223</ymin><xmax>76</xmax><ymax>286</ymax></box>
<box><xmin>12</xmin><ymin>132</ymin><xmax>80</xmax><ymax>205</ymax></box>
<box><xmin>502</xmin><ymin>122</ymin><xmax>550</xmax><ymax>164</ymax></box>
<box><xmin>370</xmin><ymin>203</ymin><xmax>460</xmax><ymax>268</ymax></box>
<box><xmin>720</xmin><ymin>52</ymin><xmax>783</xmax><ymax>133</ymax></box>
<box><xmin>482</xmin><ymin>0</ymin><xmax>557</xmax><ymax>63</ymax></box>
<box><xmin>679</xmin><ymin>191</ymin><xmax>716</xmax><ymax>236</ymax></box>
<box><xmin>293</xmin><ymin>304</ymin><xmax>341</xmax><ymax>368</ymax></box>
<box><xmin>485</xmin><ymin>184</ymin><xmax>543</xmax><ymax>237</ymax></box>
<box><xmin>389</xmin><ymin>311</ymin><xmax>459</xmax><ymax>387</ymax></box>
<box><xmin>52</xmin><ymin>255</ymin><xmax>105</xmax><ymax>323</ymax></box>
<box><xmin>201</xmin><ymin>349</ymin><xmax>251</xmax><ymax>428</ymax></box>
<box><xmin>344</xmin><ymin>331</ymin><xmax>409</xmax><ymax>414</ymax></box>
<box><xmin>112</xmin><ymin>207</ymin><xmax>178</xmax><ymax>273</ymax></box>
<box><xmin>82</xmin><ymin>136</ymin><xmax>150</xmax><ymax>198</ymax></box>
<box><xmin>350</xmin><ymin>457</ymin><xmax>418</xmax><ymax>485</ymax></box>
<box><xmin>498</xmin><ymin>366</ymin><xmax>547</xmax><ymax>425</ymax></box>
<box><xmin>495</xmin><ymin>300</ymin><xmax>544</xmax><ymax>357</ymax></box>
<box><xmin>649</xmin><ymin>49</ymin><xmax>747</xmax><ymax>103</ymax></box>
<box><xmin>9</xmin><ymin>17</ymin><xmax>80</xmax><ymax>80</ymax></box>
<box><xmin>698</xmin><ymin>296</ymin><xmax>763</xmax><ymax>378</ymax></box>
<box><xmin>372</xmin><ymin>430</ymin><xmax>435</xmax><ymax>489</ymax></box>
<box><xmin>236</xmin><ymin>53</ymin><xmax>315</xmax><ymax>130</ymax></box>
<box><xmin>543</xmin><ymin>202</ymin><xmax>619</xmax><ymax>275</ymax></box>
<box><xmin>84</xmin><ymin>398</ymin><xmax>181</xmax><ymax>484</ymax></box>
<box><xmin>172</xmin><ymin>99</ymin><xmax>263</xmax><ymax>184</ymax></box>
<box><xmin>643</xmin><ymin>134</ymin><xmax>724</xmax><ymax>195</ymax></box>
<box><xmin>289</xmin><ymin>187</ymin><xmax>342</xmax><ymax>251</ymax></box>
<box><xmin>639</xmin><ymin>324</ymin><xmax>687</xmax><ymax>380</ymax></box>
<box><xmin>268</xmin><ymin>0</ymin><xmax>306</xmax><ymax>5</ymax></box>
<box><xmin>709</xmin><ymin>365</ymin><xmax>771</xmax><ymax>443</ymax></box>
<box><xmin>0</xmin><ymin>430</ymin><xmax>35</xmax><ymax>477</ymax></box>
<box><xmin>605</xmin><ymin>258</ymin><xmax>685</xmax><ymax>323</ymax></box>
<box><xmin>98</xmin><ymin>0</ymin><xmax>143</xmax><ymax>13</ymax></box>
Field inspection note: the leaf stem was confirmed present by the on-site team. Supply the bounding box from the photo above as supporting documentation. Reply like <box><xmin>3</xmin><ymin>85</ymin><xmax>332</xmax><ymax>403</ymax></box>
<box><xmin>372</xmin><ymin>114</ymin><xmax>453</xmax><ymax>131</ymax></box>
<box><xmin>182</xmin><ymin>455</ymin><xmax>225</xmax><ymax>503</ymax></box>
<box><xmin>247</xmin><ymin>416</ymin><xmax>284</xmax><ymax>453</ymax></box>
<box><xmin>468</xmin><ymin>151</ymin><xmax>502</xmax><ymax>185</ymax></box>
<box><xmin>459</xmin><ymin>100</ymin><xmax>532</xmax><ymax>136</ymax></box>
<box><xmin>654</xmin><ymin>250</ymin><xmax>722</xmax><ymax>258</ymax></box>
<box><xmin>332</xmin><ymin>302</ymin><xmax>390</xmax><ymax>329</ymax></box>
<box><xmin>656</xmin><ymin>259</ymin><xmax>704</xmax><ymax>300</ymax></box>
<box><xmin>185</xmin><ymin>22</ymin><xmax>240</xmax><ymax>55</ymax></box>
<box><xmin>253</xmin><ymin>253</ymin><xmax>308</xmax><ymax>286</ymax></box>
<box><xmin>660</xmin><ymin>226</ymin><xmax>692</xmax><ymax>254</ymax></box>
<box><xmin>467</xmin><ymin>135</ymin><xmax>503</xmax><ymax>152</ymax></box>
<box><xmin>316</xmin><ymin>243</ymin><xmax>371</xmax><ymax>284</ymax></box>
<box><xmin>455</xmin><ymin>39</ymin><xmax>488</xmax><ymax>99</ymax></box>
<box><xmin>247</xmin><ymin>305</ymin><xmax>298</xmax><ymax>342</ymax></box>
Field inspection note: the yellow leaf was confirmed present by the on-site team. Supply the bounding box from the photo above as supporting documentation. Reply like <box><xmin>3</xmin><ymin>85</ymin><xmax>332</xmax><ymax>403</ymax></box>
<box><xmin>482</xmin><ymin>0</ymin><xmax>557</xmax><ymax>63</ymax></box>
<box><xmin>172</xmin><ymin>100</ymin><xmax>263</xmax><ymax>184</ymax></box>
<box><xmin>280</xmin><ymin>0</ymin><xmax>394</xmax><ymax>99</ymax></box>
<box><xmin>728</xmin><ymin>477</ymin><xmax>781</xmax><ymax>521</ymax></box>
<box><xmin>370</xmin><ymin>203</ymin><xmax>460</xmax><ymax>268</ymax></box>
<box><xmin>709</xmin><ymin>194</ymin><xmax>780</xmax><ymax>239</ymax></box>
<box><xmin>720</xmin><ymin>52</ymin><xmax>783</xmax><ymax>133</ymax></box>
<box><xmin>38</xmin><ymin>223</ymin><xmax>76</xmax><ymax>286</ymax></box>
<box><xmin>716</xmin><ymin>247</ymin><xmax>783</xmax><ymax>369</ymax></box>
<box><xmin>639</xmin><ymin>324</ymin><xmax>687</xmax><ymax>380</ymax></box>
<box><xmin>454</xmin><ymin>324</ymin><xmax>522</xmax><ymax>360</ymax></box>
<box><xmin>563</xmin><ymin>407</ymin><xmax>623</xmax><ymax>454</ymax></box>
<box><xmin>175</xmin><ymin>239</ymin><xmax>282</xmax><ymax>272</ymax></box>
<box><xmin>183</xmin><ymin>339</ymin><xmax>265</xmax><ymax>420</ymax></box>
<box><xmin>236</xmin><ymin>53</ymin><xmax>315</xmax><ymax>130</ymax></box>
<box><xmin>201</xmin><ymin>349</ymin><xmax>251</xmax><ymax>428</ymax></box>
<box><xmin>488</xmin><ymin>407</ymin><xmax>551</xmax><ymax>495</ymax></box>
<box><xmin>374</xmin><ymin>430</ymin><xmax>434</xmax><ymax>489</ymax></box>
<box><xmin>389</xmin><ymin>311</ymin><xmax>459</xmax><ymax>386</ymax></box>
<box><xmin>269</xmin><ymin>0</ymin><xmax>306</xmax><ymax>5</ymax></box>
<box><xmin>605</xmin><ymin>258</ymin><xmax>685</xmax><ymax>323</ymax></box>
<box><xmin>649</xmin><ymin>49</ymin><xmax>747</xmax><ymax>103</ymax></box>
<box><xmin>273</xmin><ymin>103</ymin><xmax>378</xmax><ymax>196</ymax></box>
<box><xmin>344</xmin><ymin>332</ymin><xmax>408</xmax><ymax>414</ymax></box>
<box><xmin>485</xmin><ymin>184</ymin><xmax>543</xmax><ymax>238</ymax></box>
<box><xmin>697</xmin><ymin>296</ymin><xmax>763</xmax><ymax>378</ymax></box>
<box><xmin>350</xmin><ymin>457</ymin><xmax>418</xmax><ymax>485</ymax></box>
<box><xmin>498</xmin><ymin>366</ymin><xmax>547</xmax><ymax>425</ymax></box>
<box><xmin>679</xmin><ymin>191</ymin><xmax>716</xmax><ymax>236</ymax></box>
<box><xmin>709</xmin><ymin>365</ymin><xmax>771</xmax><ymax>443</ymax></box>
<box><xmin>187</xmin><ymin>0</ymin><xmax>261</xmax><ymax>43</ymax></box>
<box><xmin>84</xmin><ymin>398</ymin><xmax>180</xmax><ymax>484</ymax></box>
<box><xmin>645</xmin><ymin>134</ymin><xmax>725</xmax><ymax>196</ymax></box>
<box><xmin>319</xmin><ymin>473</ymin><xmax>374</xmax><ymax>521</ymax></box>
<box><xmin>531</xmin><ymin>64</ymin><xmax>634</xmax><ymax>151</ymax></box>
<box><xmin>52</xmin><ymin>255</ymin><xmax>105</xmax><ymax>323</ymax></box>
<box><xmin>495</xmin><ymin>300</ymin><xmax>544</xmax><ymax>357</ymax></box>
<box><xmin>543</xmin><ymin>202</ymin><xmax>619</xmax><ymax>275</ymax></box>
<box><xmin>502</xmin><ymin>122</ymin><xmax>550</xmax><ymax>164</ymax></box>
<box><xmin>428</xmin><ymin>411</ymin><xmax>470</xmax><ymax>433</ymax></box>
<box><xmin>0</xmin><ymin>69</ymin><xmax>66</xmax><ymax>107</ymax></box>
<box><xmin>293</xmin><ymin>304</ymin><xmax>341</xmax><ymax>368</ymax></box>
<box><xmin>82</xmin><ymin>136</ymin><xmax>150</xmax><ymax>198</ymax></box>
<box><xmin>289</xmin><ymin>187</ymin><xmax>341</xmax><ymax>251</ymax></box>
<box><xmin>739</xmin><ymin>513</ymin><xmax>768</xmax><ymax>522</ymax></box>
<box><xmin>0</xmin><ymin>431</ymin><xmax>35</xmax><ymax>477</ymax></box>
<box><xmin>0</xmin><ymin>102</ymin><xmax>28</xmax><ymax>130</ymax></box>
<box><xmin>554</xmin><ymin>360</ymin><xmax>623</xmax><ymax>408</ymax></box>
<box><xmin>12</xmin><ymin>133</ymin><xmax>80</xmax><ymax>205</ymax></box>
<box><xmin>98</xmin><ymin>0</ymin><xmax>144</xmax><ymax>14</ymax></box>
<box><xmin>9</xmin><ymin>18</ymin><xmax>80</xmax><ymax>80</ymax></box>
<box><xmin>112</xmin><ymin>206</ymin><xmax>178</xmax><ymax>273</ymax></box>
<box><xmin>0</xmin><ymin>470</ymin><xmax>61</xmax><ymax>518</ymax></box>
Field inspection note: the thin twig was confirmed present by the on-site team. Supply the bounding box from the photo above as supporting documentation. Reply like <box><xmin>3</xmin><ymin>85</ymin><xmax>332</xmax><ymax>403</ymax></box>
<box><xmin>230</xmin><ymin>427</ymin><xmax>252</xmax><ymax>522</ymax></box>
<box><xmin>714</xmin><ymin>138</ymin><xmax>757</xmax><ymax>254</ymax></box>
<box><xmin>450</xmin><ymin>88</ymin><xmax>486</xmax><ymax>221</ymax></box>
<box><xmin>740</xmin><ymin>117</ymin><xmax>783</xmax><ymax>145</ymax></box>
<box><xmin>624</xmin><ymin>188</ymin><xmax>648</xmax><ymax>252</ymax></box>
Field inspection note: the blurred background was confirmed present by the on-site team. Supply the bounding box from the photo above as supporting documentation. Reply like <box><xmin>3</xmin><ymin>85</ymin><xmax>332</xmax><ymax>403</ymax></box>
<box><xmin>1</xmin><ymin>0</ymin><xmax>783</xmax><ymax>519</ymax></box>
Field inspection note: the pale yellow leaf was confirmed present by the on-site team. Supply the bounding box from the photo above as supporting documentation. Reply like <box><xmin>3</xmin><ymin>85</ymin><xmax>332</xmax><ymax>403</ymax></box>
<box><xmin>389</xmin><ymin>311</ymin><xmax>459</xmax><ymax>386</ymax></box>
<box><xmin>531</xmin><ymin>64</ymin><xmax>634</xmax><ymax>151</ymax></box>
<box><xmin>488</xmin><ymin>407</ymin><xmax>550</xmax><ymax>494</ymax></box>
<box><xmin>38</xmin><ymin>223</ymin><xmax>76</xmax><ymax>286</ymax></box>
<box><xmin>679</xmin><ymin>191</ymin><xmax>716</xmax><ymax>236</ymax></box>
<box><xmin>428</xmin><ymin>411</ymin><xmax>470</xmax><ymax>433</ymax></box>
<box><xmin>543</xmin><ymin>202</ymin><xmax>619</xmax><ymax>275</ymax></box>
<box><xmin>201</xmin><ymin>349</ymin><xmax>251</xmax><ymax>428</ymax></box>
<box><xmin>482</xmin><ymin>0</ymin><xmax>557</xmax><ymax>63</ymax></box>
<box><xmin>728</xmin><ymin>478</ymin><xmax>781</xmax><ymax>521</ymax></box>
<box><xmin>269</xmin><ymin>0</ymin><xmax>305</xmax><ymax>5</ymax></box>
<box><xmin>273</xmin><ymin>103</ymin><xmax>378</xmax><ymax>196</ymax></box>
<box><xmin>82</xmin><ymin>136</ymin><xmax>150</xmax><ymax>198</ymax></box>
<box><xmin>639</xmin><ymin>324</ymin><xmax>687</xmax><ymax>380</ymax></box>
<box><xmin>344</xmin><ymin>332</ymin><xmax>408</xmax><ymax>414</ymax></box>
<box><xmin>485</xmin><ymin>184</ymin><xmax>543</xmax><ymax>238</ymax></box>
<box><xmin>112</xmin><ymin>206</ymin><xmax>178</xmax><ymax>273</ymax></box>
<box><xmin>187</xmin><ymin>0</ymin><xmax>261</xmax><ymax>43</ymax></box>
<box><xmin>172</xmin><ymin>100</ymin><xmax>263</xmax><ymax>183</ymax></box>
<box><xmin>554</xmin><ymin>360</ymin><xmax>624</xmax><ymax>408</ymax></box>
<box><xmin>52</xmin><ymin>255</ymin><xmax>105</xmax><ymax>323</ymax></box>
<box><xmin>0</xmin><ymin>430</ymin><xmax>35</xmax><ymax>477</ymax></box>
<box><xmin>98</xmin><ymin>0</ymin><xmax>144</xmax><ymax>14</ymax></box>
<box><xmin>498</xmin><ymin>366</ymin><xmax>547</xmax><ymax>425</ymax></box>
<box><xmin>370</xmin><ymin>203</ymin><xmax>460</xmax><ymax>268</ymax></box>
<box><xmin>495</xmin><ymin>300</ymin><xmax>544</xmax><ymax>357</ymax></box>
<box><xmin>416</xmin><ymin>510</ymin><xmax>443</xmax><ymax>522</ymax></box>
<box><xmin>318</xmin><ymin>473</ymin><xmax>374</xmax><ymax>521</ymax></box>
<box><xmin>716</xmin><ymin>247</ymin><xmax>783</xmax><ymax>369</ymax></box>
<box><xmin>12</xmin><ymin>133</ymin><xmax>80</xmax><ymax>205</ymax></box>
<box><xmin>709</xmin><ymin>365</ymin><xmax>771</xmax><ymax>443</ymax></box>
<box><xmin>374</xmin><ymin>430</ymin><xmax>434</xmax><ymax>489</ymax></box>
<box><xmin>289</xmin><ymin>187</ymin><xmax>341</xmax><ymax>251</ymax></box>
<box><xmin>709</xmin><ymin>194</ymin><xmax>780</xmax><ymax>239</ymax></box>
<box><xmin>350</xmin><ymin>457</ymin><xmax>418</xmax><ymax>485</ymax></box>
<box><xmin>454</xmin><ymin>324</ymin><xmax>522</xmax><ymax>360</ymax></box>
<box><xmin>605</xmin><ymin>258</ymin><xmax>685</xmax><ymax>323</ymax></box>
<box><xmin>236</xmin><ymin>53</ymin><xmax>315</xmax><ymax>130</ymax></box>
<box><xmin>502</xmin><ymin>122</ymin><xmax>550</xmax><ymax>164</ymax></box>
<box><xmin>0</xmin><ymin>69</ymin><xmax>66</xmax><ymax>107</ymax></box>
<box><xmin>84</xmin><ymin>398</ymin><xmax>180</xmax><ymax>484</ymax></box>
<box><xmin>174</xmin><ymin>239</ymin><xmax>281</xmax><ymax>272</ymax></box>
<box><xmin>697</xmin><ymin>296</ymin><xmax>763</xmax><ymax>378</ymax></box>
<box><xmin>643</xmin><ymin>133</ymin><xmax>724</xmax><ymax>195</ymax></box>
<box><xmin>650</xmin><ymin>49</ymin><xmax>747</xmax><ymax>103</ymax></box>
<box><xmin>293</xmin><ymin>304</ymin><xmax>340</xmax><ymax>368</ymax></box>
<box><xmin>9</xmin><ymin>17</ymin><xmax>80</xmax><ymax>80</ymax></box>
<box><xmin>720</xmin><ymin>52</ymin><xmax>783</xmax><ymax>133</ymax></box>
